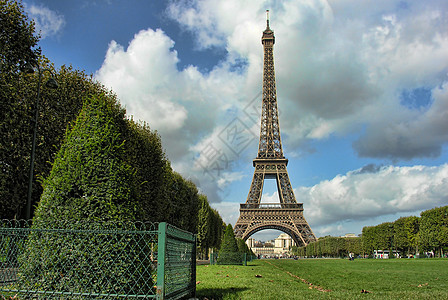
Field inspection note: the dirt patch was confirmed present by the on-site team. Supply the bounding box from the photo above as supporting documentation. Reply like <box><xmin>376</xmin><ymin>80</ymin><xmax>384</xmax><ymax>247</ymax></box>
<box><xmin>265</xmin><ymin>260</ymin><xmax>331</xmax><ymax>293</ymax></box>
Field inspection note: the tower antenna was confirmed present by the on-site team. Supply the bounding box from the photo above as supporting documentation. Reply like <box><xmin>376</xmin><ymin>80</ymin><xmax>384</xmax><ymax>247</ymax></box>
<box><xmin>266</xmin><ymin>9</ymin><xmax>270</xmax><ymax>27</ymax></box>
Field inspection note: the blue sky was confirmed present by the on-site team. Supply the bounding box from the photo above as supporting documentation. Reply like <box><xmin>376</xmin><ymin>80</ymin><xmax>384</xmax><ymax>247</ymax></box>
<box><xmin>24</xmin><ymin>0</ymin><xmax>448</xmax><ymax>241</ymax></box>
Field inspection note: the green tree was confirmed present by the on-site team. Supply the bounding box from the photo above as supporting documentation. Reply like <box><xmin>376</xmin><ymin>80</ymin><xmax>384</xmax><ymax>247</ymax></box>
<box><xmin>236</xmin><ymin>238</ymin><xmax>255</xmax><ymax>257</ymax></box>
<box><xmin>1</xmin><ymin>0</ymin><xmax>40</xmax><ymax>219</ymax></box>
<box><xmin>197</xmin><ymin>194</ymin><xmax>212</xmax><ymax>258</ymax></box>
<box><xmin>419</xmin><ymin>206</ymin><xmax>448</xmax><ymax>257</ymax></box>
<box><xmin>376</xmin><ymin>222</ymin><xmax>394</xmax><ymax>251</ymax></box>
<box><xmin>362</xmin><ymin>226</ymin><xmax>376</xmax><ymax>256</ymax></box>
<box><xmin>0</xmin><ymin>0</ymin><xmax>125</xmax><ymax>219</ymax></box>
<box><xmin>218</xmin><ymin>224</ymin><xmax>241</xmax><ymax>265</ymax></box>
<box><xmin>393</xmin><ymin>217</ymin><xmax>408</xmax><ymax>253</ymax></box>
<box><xmin>210</xmin><ymin>208</ymin><xmax>224</xmax><ymax>250</ymax></box>
<box><xmin>394</xmin><ymin>216</ymin><xmax>420</xmax><ymax>256</ymax></box>
<box><xmin>404</xmin><ymin>216</ymin><xmax>419</xmax><ymax>255</ymax></box>
<box><xmin>345</xmin><ymin>237</ymin><xmax>362</xmax><ymax>256</ymax></box>
<box><xmin>123</xmin><ymin>119</ymin><xmax>168</xmax><ymax>222</ymax></box>
<box><xmin>327</xmin><ymin>236</ymin><xmax>339</xmax><ymax>257</ymax></box>
<box><xmin>0</xmin><ymin>0</ymin><xmax>40</xmax><ymax>73</ymax></box>
<box><xmin>165</xmin><ymin>171</ymin><xmax>199</xmax><ymax>233</ymax></box>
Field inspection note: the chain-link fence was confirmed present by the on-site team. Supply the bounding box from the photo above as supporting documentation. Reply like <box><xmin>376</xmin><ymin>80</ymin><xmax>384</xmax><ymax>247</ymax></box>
<box><xmin>0</xmin><ymin>220</ymin><xmax>195</xmax><ymax>299</ymax></box>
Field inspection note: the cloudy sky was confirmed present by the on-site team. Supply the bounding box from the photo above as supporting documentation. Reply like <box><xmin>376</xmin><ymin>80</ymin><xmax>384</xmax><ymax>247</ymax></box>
<box><xmin>24</xmin><ymin>0</ymin><xmax>448</xmax><ymax>240</ymax></box>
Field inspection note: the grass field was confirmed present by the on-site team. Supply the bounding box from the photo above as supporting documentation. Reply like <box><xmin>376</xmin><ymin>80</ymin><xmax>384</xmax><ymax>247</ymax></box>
<box><xmin>195</xmin><ymin>258</ymin><xmax>448</xmax><ymax>299</ymax></box>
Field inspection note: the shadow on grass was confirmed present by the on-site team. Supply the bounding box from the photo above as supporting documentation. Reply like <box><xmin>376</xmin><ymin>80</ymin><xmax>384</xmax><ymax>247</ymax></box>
<box><xmin>196</xmin><ymin>287</ymin><xmax>248</xmax><ymax>299</ymax></box>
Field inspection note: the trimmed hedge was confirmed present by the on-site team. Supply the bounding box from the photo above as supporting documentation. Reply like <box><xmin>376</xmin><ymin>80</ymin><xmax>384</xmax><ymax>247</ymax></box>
<box><xmin>32</xmin><ymin>94</ymin><xmax>135</xmax><ymax>223</ymax></box>
<box><xmin>19</xmin><ymin>94</ymin><xmax>160</xmax><ymax>295</ymax></box>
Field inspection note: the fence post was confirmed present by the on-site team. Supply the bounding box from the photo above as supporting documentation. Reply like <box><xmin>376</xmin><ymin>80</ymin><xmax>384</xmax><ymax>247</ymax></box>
<box><xmin>192</xmin><ymin>235</ymin><xmax>197</xmax><ymax>298</ymax></box>
<box><xmin>157</xmin><ymin>222</ymin><xmax>167</xmax><ymax>300</ymax></box>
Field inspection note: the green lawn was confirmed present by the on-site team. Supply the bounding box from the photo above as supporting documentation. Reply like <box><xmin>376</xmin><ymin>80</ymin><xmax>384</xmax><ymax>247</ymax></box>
<box><xmin>196</xmin><ymin>258</ymin><xmax>448</xmax><ymax>299</ymax></box>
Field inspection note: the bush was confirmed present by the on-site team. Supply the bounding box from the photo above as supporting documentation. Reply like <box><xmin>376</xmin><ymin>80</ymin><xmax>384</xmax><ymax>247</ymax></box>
<box><xmin>218</xmin><ymin>225</ymin><xmax>242</xmax><ymax>265</ymax></box>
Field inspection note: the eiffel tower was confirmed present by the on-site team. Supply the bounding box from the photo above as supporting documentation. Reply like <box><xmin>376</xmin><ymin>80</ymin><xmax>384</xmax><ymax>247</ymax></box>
<box><xmin>234</xmin><ymin>11</ymin><xmax>316</xmax><ymax>247</ymax></box>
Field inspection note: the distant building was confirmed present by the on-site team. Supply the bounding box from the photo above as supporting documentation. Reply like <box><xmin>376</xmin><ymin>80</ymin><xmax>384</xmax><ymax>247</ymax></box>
<box><xmin>246</xmin><ymin>237</ymin><xmax>256</xmax><ymax>248</ymax></box>
<box><xmin>274</xmin><ymin>233</ymin><xmax>295</xmax><ymax>250</ymax></box>
<box><xmin>246</xmin><ymin>233</ymin><xmax>296</xmax><ymax>256</ymax></box>
<box><xmin>341</xmin><ymin>233</ymin><xmax>357</xmax><ymax>238</ymax></box>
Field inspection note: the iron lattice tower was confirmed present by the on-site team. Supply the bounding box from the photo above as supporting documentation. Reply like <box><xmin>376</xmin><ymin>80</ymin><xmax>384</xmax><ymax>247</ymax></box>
<box><xmin>234</xmin><ymin>12</ymin><xmax>316</xmax><ymax>247</ymax></box>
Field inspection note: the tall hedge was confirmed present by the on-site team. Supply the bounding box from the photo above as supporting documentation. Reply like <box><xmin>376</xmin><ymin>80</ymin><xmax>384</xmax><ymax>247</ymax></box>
<box><xmin>1</xmin><ymin>60</ymin><xmax>118</xmax><ymax>219</ymax></box>
<box><xmin>236</xmin><ymin>238</ymin><xmax>255</xmax><ymax>257</ymax></box>
<box><xmin>19</xmin><ymin>94</ymin><xmax>154</xmax><ymax>295</ymax></box>
<box><xmin>210</xmin><ymin>208</ymin><xmax>225</xmax><ymax>250</ymax></box>
<box><xmin>196</xmin><ymin>195</ymin><xmax>226</xmax><ymax>259</ymax></box>
<box><xmin>124</xmin><ymin>119</ymin><xmax>168</xmax><ymax>222</ymax></box>
<box><xmin>32</xmin><ymin>94</ymin><xmax>135</xmax><ymax>222</ymax></box>
<box><xmin>165</xmin><ymin>171</ymin><xmax>199</xmax><ymax>233</ymax></box>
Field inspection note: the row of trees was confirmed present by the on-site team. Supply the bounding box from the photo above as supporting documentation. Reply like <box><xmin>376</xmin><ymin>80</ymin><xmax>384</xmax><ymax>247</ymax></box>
<box><xmin>20</xmin><ymin>92</ymin><xmax>218</xmax><ymax>293</ymax></box>
<box><xmin>363</xmin><ymin>206</ymin><xmax>447</xmax><ymax>257</ymax></box>
<box><xmin>197</xmin><ymin>195</ymin><xmax>225</xmax><ymax>258</ymax></box>
<box><xmin>362</xmin><ymin>217</ymin><xmax>418</xmax><ymax>257</ymax></box>
<box><xmin>291</xmin><ymin>236</ymin><xmax>362</xmax><ymax>258</ymax></box>
<box><xmin>292</xmin><ymin>205</ymin><xmax>447</xmax><ymax>258</ymax></box>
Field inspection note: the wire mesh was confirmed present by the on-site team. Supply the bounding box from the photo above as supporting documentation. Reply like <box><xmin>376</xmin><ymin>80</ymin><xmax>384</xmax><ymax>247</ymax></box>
<box><xmin>0</xmin><ymin>220</ymin><xmax>194</xmax><ymax>299</ymax></box>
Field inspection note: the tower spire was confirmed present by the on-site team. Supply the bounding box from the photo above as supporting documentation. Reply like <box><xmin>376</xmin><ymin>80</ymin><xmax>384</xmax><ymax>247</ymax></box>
<box><xmin>266</xmin><ymin>9</ymin><xmax>270</xmax><ymax>28</ymax></box>
<box><xmin>259</xmin><ymin>9</ymin><xmax>279</xmax><ymax>158</ymax></box>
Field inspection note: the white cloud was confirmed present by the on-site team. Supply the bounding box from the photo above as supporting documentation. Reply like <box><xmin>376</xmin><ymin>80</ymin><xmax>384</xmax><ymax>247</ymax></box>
<box><xmin>300</xmin><ymin>164</ymin><xmax>448</xmax><ymax>228</ymax></box>
<box><xmin>210</xmin><ymin>201</ymin><xmax>240</xmax><ymax>225</ymax></box>
<box><xmin>26</xmin><ymin>4</ymin><xmax>65</xmax><ymax>39</ymax></box>
<box><xmin>167</xmin><ymin>1</ymin><xmax>263</xmax><ymax>50</ymax></box>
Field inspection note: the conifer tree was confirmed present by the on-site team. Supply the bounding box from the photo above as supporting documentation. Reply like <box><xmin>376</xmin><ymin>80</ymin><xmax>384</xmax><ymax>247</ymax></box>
<box><xmin>217</xmin><ymin>224</ymin><xmax>241</xmax><ymax>264</ymax></box>
<box><xmin>197</xmin><ymin>195</ymin><xmax>212</xmax><ymax>258</ymax></box>
<box><xmin>236</xmin><ymin>238</ymin><xmax>255</xmax><ymax>257</ymax></box>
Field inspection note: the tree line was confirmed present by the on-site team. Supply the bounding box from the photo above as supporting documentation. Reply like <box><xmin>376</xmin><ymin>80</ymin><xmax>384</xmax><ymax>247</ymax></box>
<box><xmin>291</xmin><ymin>236</ymin><xmax>362</xmax><ymax>258</ymax></box>
<box><xmin>362</xmin><ymin>206</ymin><xmax>447</xmax><ymax>257</ymax></box>
<box><xmin>292</xmin><ymin>205</ymin><xmax>447</xmax><ymax>258</ymax></box>
<box><xmin>1</xmin><ymin>0</ymin><xmax>225</xmax><ymax>252</ymax></box>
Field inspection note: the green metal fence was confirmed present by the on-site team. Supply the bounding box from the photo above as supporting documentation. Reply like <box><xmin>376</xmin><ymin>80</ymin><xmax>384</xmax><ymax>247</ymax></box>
<box><xmin>157</xmin><ymin>223</ymin><xmax>196</xmax><ymax>299</ymax></box>
<box><xmin>0</xmin><ymin>220</ymin><xmax>196</xmax><ymax>299</ymax></box>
